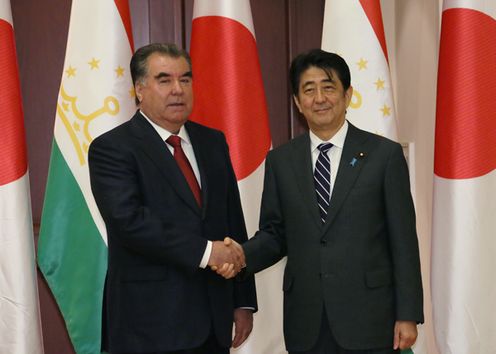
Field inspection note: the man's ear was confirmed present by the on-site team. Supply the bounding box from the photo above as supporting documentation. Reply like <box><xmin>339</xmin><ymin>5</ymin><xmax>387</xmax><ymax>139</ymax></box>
<box><xmin>345</xmin><ymin>86</ymin><xmax>353</xmax><ymax>108</ymax></box>
<box><xmin>135</xmin><ymin>84</ymin><xmax>143</xmax><ymax>103</ymax></box>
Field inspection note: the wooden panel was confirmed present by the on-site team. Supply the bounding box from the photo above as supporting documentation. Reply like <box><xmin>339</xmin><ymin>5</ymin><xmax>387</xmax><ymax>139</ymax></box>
<box><xmin>149</xmin><ymin>0</ymin><xmax>184</xmax><ymax>47</ymax></box>
<box><xmin>129</xmin><ymin>0</ymin><xmax>150</xmax><ymax>50</ymax></box>
<box><xmin>288</xmin><ymin>0</ymin><xmax>325</xmax><ymax>138</ymax></box>
<box><xmin>252</xmin><ymin>0</ymin><xmax>290</xmax><ymax>148</ymax></box>
<box><xmin>11</xmin><ymin>0</ymin><xmax>70</xmax><ymax>224</ymax></box>
<box><xmin>184</xmin><ymin>0</ymin><xmax>193</xmax><ymax>49</ymax></box>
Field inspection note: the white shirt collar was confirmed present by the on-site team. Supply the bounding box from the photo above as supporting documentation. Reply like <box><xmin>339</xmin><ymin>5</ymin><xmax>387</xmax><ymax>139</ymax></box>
<box><xmin>309</xmin><ymin>120</ymin><xmax>349</xmax><ymax>152</ymax></box>
<box><xmin>140</xmin><ymin>110</ymin><xmax>192</xmax><ymax>146</ymax></box>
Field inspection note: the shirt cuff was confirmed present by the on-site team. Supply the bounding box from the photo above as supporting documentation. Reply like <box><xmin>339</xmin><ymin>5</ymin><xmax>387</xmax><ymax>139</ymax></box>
<box><xmin>199</xmin><ymin>240</ymin><xmax>212</xmax><ymax>268</ymax></box>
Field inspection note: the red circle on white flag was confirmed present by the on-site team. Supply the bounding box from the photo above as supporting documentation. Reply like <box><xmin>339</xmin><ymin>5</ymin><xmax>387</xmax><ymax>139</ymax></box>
<box><xmin>190</xmin><ymin>16</ymin><xmax>271</xmax><ymax>181</ymax></box>
<box><xmin>435</xmin><ymin>8</ymin><xmax>496</xmax><ymax>179</ymax></box>
<box><xmin>0</xmin><ymin>20</ymin><xmax>28</xmax><ymax>186</ymax></box>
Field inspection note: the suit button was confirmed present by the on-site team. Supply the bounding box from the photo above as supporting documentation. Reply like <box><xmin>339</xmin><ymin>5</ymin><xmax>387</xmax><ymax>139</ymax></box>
<box><xmin>320</xmin><ymin>239</ymin><xmax>327</xmax><ymax>246</ymax></box>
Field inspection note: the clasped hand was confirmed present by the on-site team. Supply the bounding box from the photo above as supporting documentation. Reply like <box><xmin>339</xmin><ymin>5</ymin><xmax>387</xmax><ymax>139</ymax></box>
<box><xmin>208</xmin><ymin>237</ymin><xmax>245</xmax><ymax>279</ymax></box>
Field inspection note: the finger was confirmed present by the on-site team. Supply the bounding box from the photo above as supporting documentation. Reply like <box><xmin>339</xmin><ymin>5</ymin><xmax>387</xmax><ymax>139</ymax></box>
<box><xmin>219</xmin><ymin>263</ymin><xmax>235</xmax><ymax>279</ymax></box>
<box><xmin>399</xmin><ymin>335</ymin><xmax>415</xmax><ymax>350</ymax></box>
<box><xmin>210</xmin><ymin>265</ymin><xmax>218</xmax><ymax>271</ymax></box>
<box><xmin>232</xmin><ymin>327</ymin><xmax>246</xmax><ymax>348</ymax></box>
<box><xmin>233</xmin><ymin>326</ymin><xmax>250</xmax><ymax>347</ymax></box>
<box><xmin>214</xmin><ymin>263</ymin><xmax>227</xmax><ymax>276</ymax></box>
<box><xmin>224</xmin><ymin>236</ymin><xmax>232</xmax><ymax>246</ymax></box>
<box><xmin>232</xmin><ymin>331</ymin><xmax>241</xmax><ymax>348</ymax></box>
<box><xmin>393</xmin><ymin>327</ymin><xmax>400</xmax><ymax>350</ymax></box>
<box><xmin>216</xmin><ymin>263</ymin><xmax>232</xmax><ymax>276</ymax></box>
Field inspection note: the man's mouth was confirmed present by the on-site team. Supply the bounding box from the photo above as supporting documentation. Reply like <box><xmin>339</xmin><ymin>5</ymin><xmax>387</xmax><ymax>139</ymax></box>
<box><xmin>167</xmin><ymin>102</ymin><xmax>185</xmax><ymax>107</ymax></box>
<box><xmin>314</xmin><ymin>107</ymin><xmax>330</xmax><ymax>113</ymax></box>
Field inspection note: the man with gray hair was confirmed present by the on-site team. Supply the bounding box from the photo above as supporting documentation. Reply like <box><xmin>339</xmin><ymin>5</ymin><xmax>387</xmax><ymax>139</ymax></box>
<box><xmin>89</xmin><ymin>43</ymin><xmax>257</xmax><ymax>354</ymax></box>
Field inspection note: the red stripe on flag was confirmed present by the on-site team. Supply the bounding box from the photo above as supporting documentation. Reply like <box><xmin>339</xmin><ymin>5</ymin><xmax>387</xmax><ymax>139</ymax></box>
<box><xmin>190</xmin><ymin>16</ymin><xmax>271</xmax><ymax>180</ymax></box>
<box><xmin>0</xmin><ymin>19</ymin><xmax>28</xmax><ymax>186</ymax></box>
<box><xmin>359</xmin><ymin>0</ymin><xmax>389</xmax><ymax>62</ymax></box>
<box><xmin>435</xmin><ymin>8</ymin><xmax>496</xmax><ymax>179</ymax></box>
<box><xmin>114</xmin><ymin>0</ymin><xmax>134</xmax><ymax>51</ymax></box>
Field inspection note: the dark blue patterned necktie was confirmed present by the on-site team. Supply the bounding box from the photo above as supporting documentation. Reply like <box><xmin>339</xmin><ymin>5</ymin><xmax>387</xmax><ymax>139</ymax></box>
<box><xmin>314</xmin><ymin>143</ymin><xmax>333</xmax><ymax>223</ymax></box>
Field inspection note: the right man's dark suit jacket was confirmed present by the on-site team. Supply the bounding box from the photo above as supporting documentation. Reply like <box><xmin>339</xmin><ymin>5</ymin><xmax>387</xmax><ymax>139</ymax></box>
<box><xmin>243</xmin><ymin>123</ymin><xmax>423</xmax><ymax>352</ymax></box>
<box><xmin>88</xmin><ymin>112</ymin><xmax>257</xmax><ymax>354</ymax></box>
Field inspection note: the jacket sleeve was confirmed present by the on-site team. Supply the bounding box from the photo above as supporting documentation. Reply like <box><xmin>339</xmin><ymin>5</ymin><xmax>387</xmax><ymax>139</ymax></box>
<box><xmin>384</xmin><ymin>143</ymin><xmax>424</xmax><ymax>323</ymax></box>
<box><xmin>243</xmin><ymin>152</ymin><xmax>288</xmax><ymax>275</ymax></box>
<box><xmin>221</xmin><ymin>136</ymin><xmax>258</xmax><ymax>310</ymax></box>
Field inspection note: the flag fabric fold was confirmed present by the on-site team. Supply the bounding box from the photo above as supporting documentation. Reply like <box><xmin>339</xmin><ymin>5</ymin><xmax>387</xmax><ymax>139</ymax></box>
<box><xmin>190</xmin><ymin>1</ymin><xmax>280</xmax><ymax>353</ymax></box>
<box><xmin>37</xmin><ymin>1</ymin><xmax>134</xmax><ymax>352</ymax></box>
<box><xmin>432</xmin><ymin>2</ymin><xmax>496</xmax><ymax>354</ymax></box>
<box><xmin>0</xmin><ymin>0</ymin><xmax>44</xmax><ymax>352</ymax></box>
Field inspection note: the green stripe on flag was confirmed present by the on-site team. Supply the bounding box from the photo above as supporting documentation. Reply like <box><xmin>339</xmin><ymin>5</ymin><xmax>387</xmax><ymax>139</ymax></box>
<box><xmin>38</xmin><ymin>139</ymin><xmax>107</xmax><ymax>354</ymax></box>
<box><xmin>401</xmin><ymin>349</ymin><xmax>414</xmax><ymax>354</ymax></box>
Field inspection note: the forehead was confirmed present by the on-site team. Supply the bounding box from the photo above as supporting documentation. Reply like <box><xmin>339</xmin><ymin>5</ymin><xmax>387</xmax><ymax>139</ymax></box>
<box><xmin>146</xmin><ymin>53</ymin><xmax>190</xmax><ymax>75</ymax></box>
<box><xmin>299</xmin><ymin>66</ymin><xmax>342</xmax><ymax>86</ymax></box>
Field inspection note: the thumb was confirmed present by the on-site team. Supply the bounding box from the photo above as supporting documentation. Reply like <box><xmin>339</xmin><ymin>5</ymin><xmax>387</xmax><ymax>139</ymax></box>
<box><xmin>393</xmin><ymin>323</ymin><xmax>400</xmax><ymax>350</ymax></box>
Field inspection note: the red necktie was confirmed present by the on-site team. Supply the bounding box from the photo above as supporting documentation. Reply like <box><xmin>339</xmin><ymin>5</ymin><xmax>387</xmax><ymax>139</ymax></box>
<box><xmin>166</xmin><ymin>135</ymin><xmax>202</xmax><ymax>207</ymax></box>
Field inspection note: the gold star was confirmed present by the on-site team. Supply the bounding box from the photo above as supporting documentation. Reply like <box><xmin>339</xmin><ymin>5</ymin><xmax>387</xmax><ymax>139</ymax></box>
<box><xmin>115</xmin><ymin>65</ymin><xmax>125</xmax><ymax>77</ymax></box>
<box><xmin>129</xmin><ymin>87</ymin><xmax>136</xmax><ymax>98</ymax></box>
<box><xmin>61</xmin><ymin>102</ymin><xmax>69</xmax><ymax>111</ymax></box>
<box><xmin>380</xmin><ymin>104</ymin><xmax>391</xmax><ymax>117</ymax></box>
<box><xmin>83</xmin><ymin>142</ymin><xmax>89</xmax><ymax>153</ymax></box>
<box><xmin>374</xmin><ymin>78</ymin><xmax>385</xmax><ymax>90</ymax></box>
<box><xmin>88</xmin><ymin>58</ymin><xmax>101</xmax><ymax>70</ymax></box>
<box><xmin>65</xmin><ymin>66</ymin><xmax>76</xmax><ymax>77</ymax></box>
<box><xmin>73</xmin><ymin>121</ymin><xmax>80</xmax><ymax>132</ymax></box>
<box><xmin>356</xmin><ymin>58</ymin><xmax>368</xmax><ymax>70</ymax></box>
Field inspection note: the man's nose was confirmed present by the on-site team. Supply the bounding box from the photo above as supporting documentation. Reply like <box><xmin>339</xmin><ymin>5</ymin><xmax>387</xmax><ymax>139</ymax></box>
<box><xmin>171</xmin><ymin>79</ymin><xmax>184</xmax><ymax>94</ymax></box>
<box><xmin>315</xmin><ymin>88</ymin><xmax>325</xmax><ymax>102</ymax></box>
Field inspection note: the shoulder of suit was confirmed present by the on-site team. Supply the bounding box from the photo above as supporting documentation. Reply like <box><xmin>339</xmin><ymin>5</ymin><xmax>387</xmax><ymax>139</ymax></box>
<box><xmin>267</xmin><ymin>132</ymin><xmax>308</xmax><ymax>158</ymax></box>
<box><xmin>185</xmin><ymin>120</ymin><xmax>225</xmax><ymax>139</ymax></box>
<box><xmin>347</xmin><ymin>123</ymin><xmax>402</xmax><ymax>150</ymax></box>
<box><xmin>90</xmin><ymin>111</ymin><xmax>140</xmax><ymax>149</ymax></box>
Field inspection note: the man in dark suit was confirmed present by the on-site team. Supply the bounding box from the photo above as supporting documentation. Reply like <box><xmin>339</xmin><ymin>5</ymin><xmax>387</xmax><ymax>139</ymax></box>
<box><xmin>218</xmin><ymin>49</ymin><xmax>423</xmax><ymax>353</ymax></box>
<box><xmin>88</xmin><ymin>43</ymin><xmax>257</xmax><ymax>354</ymax></box>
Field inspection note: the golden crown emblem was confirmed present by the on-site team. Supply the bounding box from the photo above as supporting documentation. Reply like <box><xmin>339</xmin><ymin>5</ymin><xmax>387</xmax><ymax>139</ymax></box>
<box><xmin>57</xmin><ymin>85</ymin><xmax>120</xmax><ymax>165</ymax></box>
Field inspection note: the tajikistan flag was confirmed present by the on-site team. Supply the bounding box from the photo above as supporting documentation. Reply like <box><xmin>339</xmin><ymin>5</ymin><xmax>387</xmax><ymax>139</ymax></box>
<box><xmin>37</xmin><ymin>1</ymin><xmax>134</xmax><ymax>353</ymax></box>
<box><xmin>432</xmin><ymin>1</ymin><xmax>496</xmax><ymax>353</ymax></box>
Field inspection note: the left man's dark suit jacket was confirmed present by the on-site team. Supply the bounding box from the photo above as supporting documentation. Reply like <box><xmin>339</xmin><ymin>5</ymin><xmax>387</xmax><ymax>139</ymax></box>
<box><xmin>243</xmin><ymin>122</ymin><xmax>423</xmax><ymax>352</ymax></box>
<box><xmin>88</xmin><ymin>111</ymin><xmax>257</xmax><ymax>354</ymax></box>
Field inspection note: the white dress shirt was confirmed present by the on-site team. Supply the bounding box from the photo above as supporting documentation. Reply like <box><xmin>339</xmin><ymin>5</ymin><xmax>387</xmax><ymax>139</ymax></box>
<box><xmin>309</xmin><ymin>120</ymin><xmax>349</xmax><ymax>199</ymax></box>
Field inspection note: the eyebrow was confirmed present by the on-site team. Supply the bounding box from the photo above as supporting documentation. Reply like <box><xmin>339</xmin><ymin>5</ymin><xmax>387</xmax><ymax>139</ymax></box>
<box><xmin>302</xmin><ymin>78</ymin><xmax>334</xmax><ymax>88</ymax></box>
<box><xmin>154</xmin><ymin>71</ymin><xmax>193</xmax><ymax>80</ymax></box>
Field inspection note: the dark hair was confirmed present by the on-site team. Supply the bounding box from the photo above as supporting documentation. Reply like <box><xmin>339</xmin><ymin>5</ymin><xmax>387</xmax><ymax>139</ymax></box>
<box><xmin>289</xmin><ymin>49</ymin><xmax>351</xmax><ymax>96</ymax></box>
<box><xmin>130</xmin><ymin>43</ymin><xmax>192</xmax><ymax>105</ymax></box>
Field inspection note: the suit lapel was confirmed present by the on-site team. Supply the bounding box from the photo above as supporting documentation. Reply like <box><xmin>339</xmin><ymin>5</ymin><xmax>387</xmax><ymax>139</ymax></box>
<box><xmin>290</xmin><ymin>133</ymin><xmax>323</xmax><ymax>229</ymax></box>
<box><xmin>130</xmin><ymin>113</ymin><xmax>201</xmax><ymax>215</ymax></box>
<box><xmin>322</xmin><ymin>123</ymin><xmax>369</xmax><ymax>234</ymax></box>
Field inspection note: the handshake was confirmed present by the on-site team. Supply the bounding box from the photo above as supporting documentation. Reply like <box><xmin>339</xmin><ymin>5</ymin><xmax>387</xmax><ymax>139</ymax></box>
<box><xmin>208</xmin><ymin>237</ymin><xmax>245</xmax><ymax>279</ymax></box>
